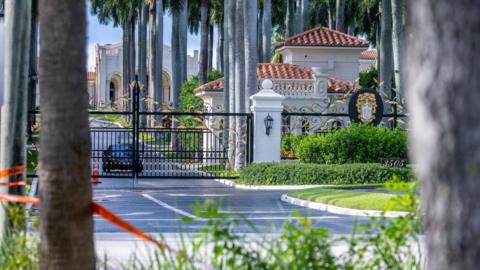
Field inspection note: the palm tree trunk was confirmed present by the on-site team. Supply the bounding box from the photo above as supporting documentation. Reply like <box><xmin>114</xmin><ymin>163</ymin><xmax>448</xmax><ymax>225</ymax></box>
<box><xmin>262</xmin><ymin>0</ymin><xmax>271</xmax><ymax>62</ymax></box>
<box><xmin>227</xmin><ymin>0</ymin><xmax>236</xmax><ymax>169</ymax></box>
<box><xmin>27</xmin><ymin>0</ymin><xmax>38</xmax><ymax>136</ymax></box>
<box><xmin>286</xmin><ymin>0</ymin><xmax>295</xmax><ymax>37</ymax></box>
<box><xmin>257</xmin><ymin>7</ymin><xmax>263</xmax><ymax>63</ymax></box>
<box><xmin>207</xmin><ymin>23</ymin><xmax>213</xmax><ymax>72</ymax></box>
<box><xmin>129</xmin><ymin>12</ymin><xmax>136</xmax><ymax>112</ymax></box>
<box><xmin>217</xmin><ymin>24</ymin><xmax>224</xmax><ymax>73</ymax></box>
<box><xmin>148</xmin><ymin>2</ymin><xmax>156</xmax><ymax>119</ymax></box>
<box><xmin>199</xmin><ymin>0</ymin><xmax>208</xmax><ymax>84</ymax></box>
<box><xmin>391</xmin><ymin>0</ymin><xmax>405</xmax><ymax>111</ymax></box>
<box><xmin>234</xmin><ymin>0</ymin><xmax>245</xmax><ymax>171</ymax></box>
<box><xmin>379</xmin><ymin>0</ymin><xmax>393</xmax><ymax>115</ymax></box>
<box><xmin>301</xmin><ymin>0</ymin><xmax>309</xmax><ymax>32</ymax></box>
<box><xmin>155</xmin><ymin>0</ymin><xmax>163</xmax><ymax>112</ymax></box>
<box><xmin>139</xmin><ymin>3</ymin><xmax>148</xmax><ymax>126</ymax></box>
<box><xmin>295</xmin><ymin>0</ymin><xmax>301</xmax><ymax>34</ymax></box>
<box><xmin>0</xmin><ymin>0</ymin><xmax>32</xmax><ymax>237</ymax></box>
<box><xmin>336</xmin><ymin>0</ymin><xmax>345</xmax><ymax>32</ymax></box>
<box><xmin>38</xmin><ymin>0</ymin><xmax>95</xmax><ymax>268</ymax></box>
<box><xmin>122</xmin><ymin>22</ymin><xmax>129</xmax><ymax>111</ymax></box>
<box><xmin>244</xmin><ymin>0</ymin><xmax>257</xmax><ymax>106</ymax></box>
<box><xmin>180</xmin><ymin>0</ymin><xmax>188</xmax><ymax>82</ymax></box>
<box><xmin>171</xmin><ymin>9</ymin><xmax>181</xmax><ymax>107</ymax></box>
<box><xmin>408</xmin><ymin>1</ymin><xmax>480</xmax><ymax>269</ymax></box>
<box><xmin>223</xmin><ymin>0</ymin><xmax>230</xmax><ymax>157</ymax></box>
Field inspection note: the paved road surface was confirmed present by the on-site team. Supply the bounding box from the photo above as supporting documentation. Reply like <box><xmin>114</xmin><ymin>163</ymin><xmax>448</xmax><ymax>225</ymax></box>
<box><xmin>93</xmin><ymin>178</ymin><xmax>368</xmax><ymax>235</ymax></box>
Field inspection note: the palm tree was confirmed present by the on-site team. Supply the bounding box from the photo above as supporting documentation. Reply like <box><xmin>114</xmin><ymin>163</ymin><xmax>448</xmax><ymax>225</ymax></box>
<box><xmin>379</xmin><ymin>0</ymin><xmax>393</xmax><ymax>114</ymax></box>
<box><xmin>38</xmin><ymin>0</ymin><xmax>95</xmax><ymax>268</ymax></box>
<box><xmin>27</xmin><ymin>0</ymin><xmax>38</xmax><ymax>136</ymax></box>
<box><xmin>139</xmin><ymin>2</ymin><xmax>148</xmax><ymax>125</ymax></box>
<box><xmin>285</xmin><ymin>0</ymin><xmax>295</xmax><ymax>37</ymax></box>
<box><xmin>148</xmin><ymin>0</ymin><xmax>163</xmax><ymax>116</ymax></box>
<box><xmin>222</xmin><ymin>0</ymin><xmax>230</xmax><ymax>153</ymax></box>
<box><xmin>227</xmin><ymin>0</ymin><xmax>236</xmax><ymax>169</ymax></box>
<box><xmin>0</xmin><ymin>0</ymin><xmax>32</xmax><ymax>236</ymax></box>
<box><xmin>300</xmin><ymin>0</ymin><xmax>309</xmax><ymax>31</ymax></box>
<box><xmin>257</xmin><ymin>5</ymin><xmax>263</xmax><ymax>63</ymax></box>
<box><xmin>408</xmin><ymin>0</ymin><xmax>480</xmax><ymax>268</ymax></box>
<box><xmin>391</xmin><ymin>0</ymin><xmax>405</xmax><ymax>110</ymax></box>
<box><xmin>170</xmin><ymin>0</ymin><xmax>184</xmax><ymax>108</ymax></box>
<box><xmin>263</xmin><ymin>0</ymin><xmax>272</xmax><ymax>62</ymax></box>
<box><xmin>234</xmin><ymin>0</ymin><xmax>245</xmax><ymax>170</ymax></box>
<box><xmin>199</xmin><ymin>0</ymin><xmax>208</xmax><ymax>84</ymax></box>
<box><xmin>180</xmin><ymin>0</ymin><xmax>188</xmax><ymax>82</ymax></box>
<box><xmin>336</xmin><ymin>0</ymin><xmax>346</xmax><ymax>32</ymax></box>
<box><xmin>244</xmin><ymin>0</ymin><xmax>257</xmax><ymax>101</ymax></box>
<box><xmin>154</xmin><ymin>0</ymin><xmax>164</xmax><ymax>111</ymax></box>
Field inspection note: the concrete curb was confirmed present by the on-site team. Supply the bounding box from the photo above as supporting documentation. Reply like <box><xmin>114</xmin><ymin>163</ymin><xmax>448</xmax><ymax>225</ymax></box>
<box><xmin>281</xmin><ymin>194</ymin><xmax>409</xmax><ymax>218</ymax></box>
<box><xmin>214</xmin><ymin>179</ymin><xmax>324</xmax><ymax>190</ymax></box>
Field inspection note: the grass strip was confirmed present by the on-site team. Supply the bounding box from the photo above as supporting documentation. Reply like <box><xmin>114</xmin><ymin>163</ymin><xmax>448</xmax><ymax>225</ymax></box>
<box><xmin>288</xmin><ymin>187</ymin><xmax>408</xmax><ymax>211</ymax></box>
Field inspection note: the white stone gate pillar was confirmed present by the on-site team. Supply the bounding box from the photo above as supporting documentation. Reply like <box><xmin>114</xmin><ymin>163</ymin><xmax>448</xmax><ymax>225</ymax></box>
<box><xmin>250</xmin><ymin>80</ymin><xmax>285</xmax><ymax>163</ymax></box>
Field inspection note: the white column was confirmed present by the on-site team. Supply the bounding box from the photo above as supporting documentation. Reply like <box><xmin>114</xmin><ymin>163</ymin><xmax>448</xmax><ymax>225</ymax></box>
<box><xmin>312</xmin><ymin>67</ymin><xmax>328</xmax><ymax>98</ymax></box>
<box><xmin>250</xmin><ymin>79</ymin><xmax>285</xmax><ymax>163</ymax></box>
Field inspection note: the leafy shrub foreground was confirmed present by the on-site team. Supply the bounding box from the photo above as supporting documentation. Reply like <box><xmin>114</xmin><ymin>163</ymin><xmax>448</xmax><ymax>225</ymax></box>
<box><xmin>296</xmin><ymin>124</ymin><xmax>408</xmax><ymax>164</ymax></box>
<box><xmin>239</xmin><ymin>162</ymin><xmax>413</xmax><ymax>185</ymax></box>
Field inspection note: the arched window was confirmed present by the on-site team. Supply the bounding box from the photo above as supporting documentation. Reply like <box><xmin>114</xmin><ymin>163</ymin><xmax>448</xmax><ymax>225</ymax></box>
<box><xmin>109</xmin><ymin>81</ymin><xmax>115</xmax><ymax>106</ymax></box>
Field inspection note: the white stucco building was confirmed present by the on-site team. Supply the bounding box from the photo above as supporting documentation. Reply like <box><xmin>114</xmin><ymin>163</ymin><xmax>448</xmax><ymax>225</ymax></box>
<box><xmin>89</xmin><ymin>43</ymin><xmax>199</xmax><ymax>109</ymax></box>
<box><xmin>195</xmin><ymin>27</ymin><xmax>374</xmax><ymax>131</ymax></box>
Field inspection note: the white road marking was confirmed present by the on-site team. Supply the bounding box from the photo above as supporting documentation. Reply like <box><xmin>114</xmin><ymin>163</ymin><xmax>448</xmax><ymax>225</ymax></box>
<box><xmin>116</xmin><ymin>212</ymin><xmax>154</xmax><ymax>216</ymax></box>
<box><xmin>142</xmin><ymin>193</ymin><xmax>198</xmax><ymax>219</ymax></box>
<box><xmin>219</xmin><ymin>210</ymin><xmax>290</xmax><ymax>214</ymax></box>
<box><xmin>167</xmin><ymin>193</ymin><xmax>230</xmax><ymax>197</ymax></box>
<box><xmin>94</xmin><ymin>216</ymin><xmax>339</xmax><ymax>222</ymax></box>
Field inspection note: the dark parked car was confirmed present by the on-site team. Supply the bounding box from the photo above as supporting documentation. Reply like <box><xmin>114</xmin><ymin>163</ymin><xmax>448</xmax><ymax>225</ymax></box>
<box><xmin>102</xmin><ymin>144</ymin><xmax>143</xmax><ymax>173</ymax></box>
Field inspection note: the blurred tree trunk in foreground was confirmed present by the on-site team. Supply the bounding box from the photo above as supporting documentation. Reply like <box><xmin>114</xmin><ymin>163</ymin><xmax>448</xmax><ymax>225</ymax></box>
<box><xmin>38</xmin><ymin>0</ymin><xmax>95</xmax><ymax>268</ymax></box>
<box><xmin>407</xmin><ymin>0</ymin><xmax>480</xmax><ymax>269</ymax></box>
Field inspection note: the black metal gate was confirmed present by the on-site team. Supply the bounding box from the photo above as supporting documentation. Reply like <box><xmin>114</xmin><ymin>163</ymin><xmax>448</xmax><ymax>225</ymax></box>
<box><xmin>89</xmin><ymin>81</ymin><xmax>253</xmax><ymax>179</ymax></box>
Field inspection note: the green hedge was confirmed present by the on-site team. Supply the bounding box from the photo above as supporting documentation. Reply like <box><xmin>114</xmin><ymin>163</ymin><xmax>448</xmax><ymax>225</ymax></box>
<box><xmin>281</xmin><ymin>134</ymin><xmax>305</xmax><ymax>159</ymax></box>
<box><xmin>238</xmin><ymin>163</ymin><xmax>413</xmax><ymax>185</ymax></box>
<box><xmin>296</xmin><ymin>124</ymin><xmax>407</xmax><ymax>164</ymax></box>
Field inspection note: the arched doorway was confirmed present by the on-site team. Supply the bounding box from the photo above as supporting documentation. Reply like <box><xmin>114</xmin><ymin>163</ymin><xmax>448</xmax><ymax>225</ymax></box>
<box><xmin>109</xmin><ymin>74</ymin><xmax>122</xmax><ymax>109</ymax></box>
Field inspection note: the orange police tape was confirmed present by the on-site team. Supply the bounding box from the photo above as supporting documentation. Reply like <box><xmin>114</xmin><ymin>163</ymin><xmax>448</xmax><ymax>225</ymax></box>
<box><xmin>0</xmin><ymin>165</ymin><xmax>26</xmax><ymax>178</ymax></box>
<box><xmin>0</xmin><ymin>193</ymin><xmax>175</xmax><ymax>252</ymax></box>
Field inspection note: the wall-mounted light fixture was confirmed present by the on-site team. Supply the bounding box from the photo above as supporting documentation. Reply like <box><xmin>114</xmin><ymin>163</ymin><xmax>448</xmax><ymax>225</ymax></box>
<box><xmin>264</xmin><ymin>114</ymin><xmax>273</xmax><ymax>135</ymax></box>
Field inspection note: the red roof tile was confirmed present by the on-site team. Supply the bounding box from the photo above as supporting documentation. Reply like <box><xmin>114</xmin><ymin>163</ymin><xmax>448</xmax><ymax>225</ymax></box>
<box><xmin>87</xmin><ymin>71</ymin><xmax>96</xmax><ymax>81</ymax></box>
<box><xmin>194</xmin><ymin>63</ymin><xmax>354</xmax><ymax>94</ymax></box>
<box><xmin>360</xmin><ymin>49</ymin><xmax>377</xmax><ymax>60</ymax></box>
<box><xmin>276</xmin><ymin>27</ymin><xmax>368</xmax><ymax>49</ymax></box>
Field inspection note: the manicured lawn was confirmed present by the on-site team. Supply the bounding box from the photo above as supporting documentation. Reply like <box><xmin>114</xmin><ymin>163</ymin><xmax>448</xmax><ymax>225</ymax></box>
<box><xmin>288</xmin><ymin>186</ymin><xmax>408</xmax><ymax>211</ymax></box>
<box><xmin>89</xmin><ymin>114</ymin><xmax>130</xmax><ymax>127</ymax></box>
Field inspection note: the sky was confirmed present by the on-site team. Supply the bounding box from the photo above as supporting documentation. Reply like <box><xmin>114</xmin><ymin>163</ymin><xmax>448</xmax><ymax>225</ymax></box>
<box><xmin>86</xmin><ymin>2</ymin><xmax>209</xmax><ymax>70</ymax></box>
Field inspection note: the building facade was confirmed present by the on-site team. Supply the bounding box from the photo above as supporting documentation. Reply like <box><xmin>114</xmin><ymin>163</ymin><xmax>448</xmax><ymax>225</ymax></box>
<box><xmin>90</xmin><ymin>43</ymin><xmax>199</xmax><ymax>109</ymax></box>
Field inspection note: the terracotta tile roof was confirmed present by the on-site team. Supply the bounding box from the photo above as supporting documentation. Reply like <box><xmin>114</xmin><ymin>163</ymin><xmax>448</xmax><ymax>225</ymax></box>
<box><xmin>360</xmin><ymin>49</ymin><xmax>377</xmax><ymax>60</ymax></box>
<box><xmin>194</xmin><ymin>63</ymin><xmax>354</xmax><ymax>94</ymax></box>
<box><xmin>87</xmin><ymin>71</ymin><xmax>96</xmax><ymax>81</ymax></box>
<box><xmin>275</xmin><ymin>27</ymin><xmax>369</xmax><ymax>49</ymax></box>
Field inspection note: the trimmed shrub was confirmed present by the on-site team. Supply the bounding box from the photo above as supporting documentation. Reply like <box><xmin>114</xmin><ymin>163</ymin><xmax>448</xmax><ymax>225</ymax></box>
<box><xmin>296</xmin><ymin>124</ymin><xmax>407</xmax><ymax>164</ymax></box>
<box><xmin>239</xmin><ymin>163</ymin><xmax>413</xmax><ymax>185</ymax></box>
